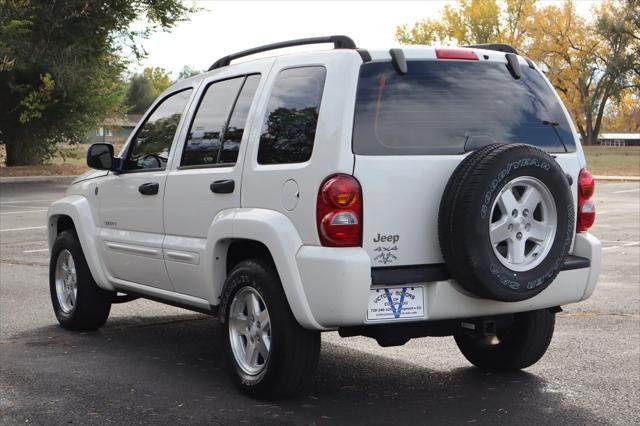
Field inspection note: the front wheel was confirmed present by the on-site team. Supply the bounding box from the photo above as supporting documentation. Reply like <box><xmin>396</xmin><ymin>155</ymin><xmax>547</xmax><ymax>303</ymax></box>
<box><xmin>218</xmin><ymin>258</ymin><xmax>320</xmax><ymax>399</ymax></box>
<box><xmin>454</xmin><ymin>309</ymin><xmax>555</xmax><ymax>371</ymax></box>
<box><xmin>49</xmin><ymin>230</ymin><xmax>113</xmax><ymax>331</ymax></box>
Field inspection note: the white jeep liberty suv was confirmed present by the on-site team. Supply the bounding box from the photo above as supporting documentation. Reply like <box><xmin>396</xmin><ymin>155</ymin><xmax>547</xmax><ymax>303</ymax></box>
<box><xmin>47</xmin><ymin>36</ymin><xmax>601</xmax><ymax>399</ymax></box>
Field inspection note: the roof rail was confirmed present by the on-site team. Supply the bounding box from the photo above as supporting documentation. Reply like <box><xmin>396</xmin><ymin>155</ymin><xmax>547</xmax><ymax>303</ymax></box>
<box><xmin>462</xmin><ymin>43</ymin><xmax>518</xmax><ymax>54</ymax></box>
<box><xmin>208</xmin><ymin>35</ymin><xmax>357</xmax><ymax>71</ymax></box>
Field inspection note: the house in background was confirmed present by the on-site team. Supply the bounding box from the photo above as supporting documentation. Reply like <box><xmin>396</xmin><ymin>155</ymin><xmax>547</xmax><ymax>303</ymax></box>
<box><xmin>597</xmin><ymin>133</ymin><xmax>640</xmax><ymax>147</ymax></box>
<box><xmin>89</xmin><ymin>114</ymin><xmax>143</xmax><ymax>144</ymax></box>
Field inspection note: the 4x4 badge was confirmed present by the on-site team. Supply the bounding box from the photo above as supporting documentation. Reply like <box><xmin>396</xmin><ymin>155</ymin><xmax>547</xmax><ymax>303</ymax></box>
<box><xmin>373</xmin><ymin>245</ymin><xmax>398</xmax><ymax>264</ymax></box>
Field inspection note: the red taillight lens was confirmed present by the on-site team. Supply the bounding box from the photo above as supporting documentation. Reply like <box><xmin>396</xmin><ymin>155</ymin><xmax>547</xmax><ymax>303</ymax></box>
<box><xmin>317</xmin><ymin>174</ymin><xmax>362</xmax><ymax>247</ymax></box>
<box><xmin>578</xmin><ymin>168</ymin><xmax>595</xmax><ymax>198</ymax></box>
<box><xmin>577</xmin><ymin>168</ymin><xmax>596</xmax><ymax>232</ymax></box>
<box><xmin>435</xmin><ymin>48</ymin><xmax>479</xmax><ymax>60</ymax></box>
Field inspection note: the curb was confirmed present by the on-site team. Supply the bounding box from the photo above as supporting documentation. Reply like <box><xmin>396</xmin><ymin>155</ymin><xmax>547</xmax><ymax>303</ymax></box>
<box><xmin>594</xmin><ymin>175</ymin><xmax>640</xmax><ymax>182</ymax></box>
<box><xmin>0</xmin><ymin>175</ymin><xmax>77</xmax><ymax>184</ymax></box>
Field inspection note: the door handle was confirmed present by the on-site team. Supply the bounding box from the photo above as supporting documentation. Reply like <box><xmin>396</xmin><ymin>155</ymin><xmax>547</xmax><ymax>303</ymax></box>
<box><xmin>210</xmin><ymin>179</ymin><xmax>235</xmax><ymax>194</ymax></box>
<box><xmin>138</xmin><ymin>182</ymin><xmax>159</xmax><ymax>195</ymax></box>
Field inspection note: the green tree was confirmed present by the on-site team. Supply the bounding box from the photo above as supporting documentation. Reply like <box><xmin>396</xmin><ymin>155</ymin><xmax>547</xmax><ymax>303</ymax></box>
<box><xmin>0</xmin><ymin>0</ymin><xmax>194</xmax><ymax>166</ymax></box>
<box><xmin>124</xmin><ymin>73</ymin><xmax>156</xmax><ymax>114</ymax></box>
<box><xmin>395</xmin><ymin>0</ymin><xmax>639</xmax><ymax>144</ymax></box>
<box><xmin>177</xmin><ymin>65</ymin><xmax>201</xmax><ymax>81</ymax></box>
<box><xmin>125</xmin><ymin>67</ymin><xmax>173</xmax><ymax>114</ymax></box>
<box><xmin>144</xmin><ymin>67</ymin><xmax>173</xmax><ymax>94</ymax></box>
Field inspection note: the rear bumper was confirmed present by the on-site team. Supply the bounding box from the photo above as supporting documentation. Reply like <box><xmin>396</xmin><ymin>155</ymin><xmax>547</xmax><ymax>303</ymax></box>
<box><xmin>296</xmin><ymin>233</ymin><xmax>601</xmax><ymax>330</ymax></box>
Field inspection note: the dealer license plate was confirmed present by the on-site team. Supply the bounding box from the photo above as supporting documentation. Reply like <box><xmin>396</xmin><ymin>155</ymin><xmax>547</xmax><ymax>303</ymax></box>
<box><xmin>367</xmin><ymin>287</ymin><xmax>425</xmax><ymax>321</ymax></box>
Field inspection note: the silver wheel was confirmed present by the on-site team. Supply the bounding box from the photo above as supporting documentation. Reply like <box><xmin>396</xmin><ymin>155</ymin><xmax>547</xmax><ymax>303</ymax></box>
<box><xmin>489</xmin><ymin>176</ymin><xmax>557</xmax><ymax>272</ymax></box>
<box><xmin>55</xmin><ymin>249</ymin><xmax>78</xmax><ymax>314</ymax></box>
<box><xmin>228</xmin><ymin>286</ymin><xmax>271</xmax><ymax>376</ymax></box>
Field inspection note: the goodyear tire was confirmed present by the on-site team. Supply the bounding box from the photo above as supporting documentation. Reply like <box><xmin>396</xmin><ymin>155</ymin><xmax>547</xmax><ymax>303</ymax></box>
<box><xmin>218</xmin><ymin>258</ymin><xmax>320</xmax><ymax>400</ymax></box>
<box><xmin>438</xmin><ymin>144</ymin><xmax>574</xmax><ymax>302</ymax></box>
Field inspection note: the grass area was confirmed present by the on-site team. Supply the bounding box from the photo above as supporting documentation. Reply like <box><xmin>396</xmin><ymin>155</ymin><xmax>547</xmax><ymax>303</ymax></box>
<box><xmin>582</xmin><ymin>146</ymin><xmax>640</xmax><ymax>176</ymax></box>
<box><xmin>0</xmin><ymin>143</ymin><xmax>122</xmax><ymax>177</ymax></box>
<box><xmin>1</xmin><ymin>143</ymin><xmax>639</xmax><ymax>177</ymax></box>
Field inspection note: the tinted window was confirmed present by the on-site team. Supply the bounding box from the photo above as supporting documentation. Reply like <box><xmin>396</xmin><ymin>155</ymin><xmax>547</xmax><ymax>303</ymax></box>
<box><xmin>220</xmin><ymin>75</ymin><xmax>260</xmax><ymax>164</ymax></box>
<box><xmin>353</xmin><ymin>61</ymin><xmax>575</xmax><ymax>155</ymax></box>
<box><xmin>182</xmin><ymin>77</ymin><xmax>244</xmax><ymax>166</ymax></box>
<box><xmin>125</xmin><ymin>89</ymin><xmax>192</xmax><ymax>171</ymax></box>
<box><xmin>258</xmin><ymin>67</ymin><xmax>326</xmax><ymax>164</ymax></box>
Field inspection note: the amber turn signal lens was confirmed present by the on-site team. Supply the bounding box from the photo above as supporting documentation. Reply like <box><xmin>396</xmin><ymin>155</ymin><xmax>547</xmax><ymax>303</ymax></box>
<box><xmin>332</xmin><ymin>192</ymin><xmax>356</xmax><ymax>207</ymax></box>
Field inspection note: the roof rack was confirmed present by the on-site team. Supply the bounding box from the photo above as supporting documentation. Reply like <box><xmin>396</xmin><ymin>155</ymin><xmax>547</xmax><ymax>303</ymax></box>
<box><xmin>462</xmin><ymin>43</ymin><xmax>518</xmax><ymax>54</ymax></box>
<box><xmin>208</xmin><ymin>35</ymin><xmax>357</xmax><ymax>71</ymax></box>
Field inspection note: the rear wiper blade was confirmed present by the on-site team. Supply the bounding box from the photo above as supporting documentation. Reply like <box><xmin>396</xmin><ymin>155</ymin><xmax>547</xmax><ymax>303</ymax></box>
<box><xmin>542</xmin><ymin>120</ymin><xmax>568</xmax><ymax>153</ymax></box>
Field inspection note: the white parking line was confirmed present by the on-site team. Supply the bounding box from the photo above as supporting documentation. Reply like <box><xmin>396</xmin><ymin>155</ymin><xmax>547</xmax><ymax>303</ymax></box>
<box><xmin>603</xmin><ymin>241</ymin><xmax>640</xmax><ymax>250</ymax></box>
<box><xmin>612</xmin><ymin>188</ymin><xmax>640</xmax><ymax>194</ymax></box>
<box><xmin>0</xmin><ymin>210</ymin><xmax>48</xmax><ymax>215</ymax></box>
<box><xmin>1</xmin><ymin>204</ymin><xmax>50</xmax><ymax>210</ymax></box>
<box><xmin>0</xmin><ymin>199</ymin><xmax>55</xmax><ymax>205</ymax></box>
<box><xmin>0</xmin><ymin>226</ymin><xmax>47</xmax><ymax>232</ymax></box>
<box><xmin>23</xmin><ymin>248</ymin><xmax>49</xmax><ymax>253</ymax></box>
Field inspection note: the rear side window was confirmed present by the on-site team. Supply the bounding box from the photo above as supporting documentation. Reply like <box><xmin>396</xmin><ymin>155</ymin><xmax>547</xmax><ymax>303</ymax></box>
<box><xmin>353</xmin><ymin>61</ymin><xmax>575</xmax><ymax>155</ymax></box>
<box><xmin>258</xmin><ymin>67</ymin><xmax>326</xmax><ymax>165</ymax></box>
<box><xmin>182</xmin><ymin>75</ymin><xmax>259</xmax><ymax>167</ymax></box>
<box><xmin>221</xmin><ymin>75</ymin><xmax>260</xmax><ymax>164</ymax></box>
<box><xmin>125</xmin><ymin>89</ymin><xmax>192</xmax><ymax>171</ymax></box>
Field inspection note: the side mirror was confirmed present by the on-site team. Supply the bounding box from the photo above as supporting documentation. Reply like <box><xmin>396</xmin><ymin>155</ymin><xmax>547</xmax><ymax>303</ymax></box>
<box><xmin>87</xmin><ymin>143</ymin><xmax>115</xmax><ymax>170</ymax></box>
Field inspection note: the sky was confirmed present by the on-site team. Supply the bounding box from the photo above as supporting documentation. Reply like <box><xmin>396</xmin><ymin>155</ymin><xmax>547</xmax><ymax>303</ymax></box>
<box><xmin>132</xmin><ymin>0</ymin><xmax>600</xmax><ymax>77</ymax></box>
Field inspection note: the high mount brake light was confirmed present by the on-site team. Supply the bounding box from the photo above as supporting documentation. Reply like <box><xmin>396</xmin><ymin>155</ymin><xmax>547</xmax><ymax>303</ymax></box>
<box><xmin>435</xmin><ymin>48</ymin><xmax>479</xmax><ymax>60</ymax></box>
<box><xmin>577</xmin><ymin>168</ymin><xmax>596</xmax><ymax>232</ymax></box>
<box><xmin>316</xmin><ymin>174</ymin><xmax>362</xmax><ymax>247</ymax></box>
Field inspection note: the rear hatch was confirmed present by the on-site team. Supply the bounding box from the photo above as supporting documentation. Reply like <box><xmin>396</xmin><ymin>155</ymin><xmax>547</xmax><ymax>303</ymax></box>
<box><xmin>352</xmin><ymin>50</ymin><xmax>582</xmax><ymax>267</ymax></box>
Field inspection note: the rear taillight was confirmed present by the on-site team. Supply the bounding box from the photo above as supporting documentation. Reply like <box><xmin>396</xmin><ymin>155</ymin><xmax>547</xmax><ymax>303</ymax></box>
<box><xmin>435</xmin><ymin>48</ymin><xmax>479</xmax><ymax>60</ymax></box>
<box><xmin>316</xmin><ymin>174</ymin><xmax>362</xmax><ymax>247</ymax></box>
<box><xmin>577</xmin><ymin>168</ymin><xmax>596</xmax><ymax>232</ymax></box>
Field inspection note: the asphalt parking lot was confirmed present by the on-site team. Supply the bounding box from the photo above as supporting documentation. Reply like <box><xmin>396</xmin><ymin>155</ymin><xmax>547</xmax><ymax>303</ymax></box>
<box><xmin>1</xmin><ymin>179</ymin><xmax>638</xmax><ymax>425</ymax></box>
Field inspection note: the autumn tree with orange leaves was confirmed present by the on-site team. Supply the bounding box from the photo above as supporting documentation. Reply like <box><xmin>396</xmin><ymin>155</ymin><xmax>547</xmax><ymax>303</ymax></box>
<box><xmin>396</xmin><ymin>0</ymin><xmax>639</xmax><ymax>145</ymax></box>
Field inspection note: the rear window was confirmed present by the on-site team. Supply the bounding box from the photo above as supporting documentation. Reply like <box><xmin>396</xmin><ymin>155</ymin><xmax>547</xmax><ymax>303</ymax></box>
<box><xmin>353</xmin><ymin>60</ymin><xmax>575</xmax><ymax>155</ymax></box>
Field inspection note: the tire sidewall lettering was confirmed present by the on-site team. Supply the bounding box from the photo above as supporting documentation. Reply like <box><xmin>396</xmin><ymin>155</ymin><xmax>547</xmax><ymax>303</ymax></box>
<box><xmin>481</xmin><ymin>157</ymin><xmax>552</xmax><ymax>220</ymax></box>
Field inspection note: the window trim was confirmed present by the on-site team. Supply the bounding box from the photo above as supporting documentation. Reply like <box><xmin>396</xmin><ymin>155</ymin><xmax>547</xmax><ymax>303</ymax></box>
<box><xmin>120</xmin><ymin>87</ymin><xmax>194</xmax><ymax>174</ymax></box>
<box><xmin>176</xmin><ymin>162</ymin><xmax>237</xmax><ymax>171</ymax></box>
<box><xmin>256</xmin><ymin>65</ymin><xmax>327</xmax><ymax>166</ymax></box>
<box><xmin>179</xmin><ymin>73</ymin><xmax>261</xmax><ymax>169</ymax></box>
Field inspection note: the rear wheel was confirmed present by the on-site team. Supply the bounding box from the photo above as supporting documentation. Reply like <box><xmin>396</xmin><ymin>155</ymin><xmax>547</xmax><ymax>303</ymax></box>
<box><xmin>454</xmin><ymin>309</ymin><xmax>555</xmax><ymax>371</ymax></box>
<box><xmin>49</xmin><ymin>230</ymin><xmax>113</xmax><ymax>331</ymax></box>
<box><xmin>218</xmin><ymin>258</ymin><xmax>320</xmax><ymax>399</ymax></box>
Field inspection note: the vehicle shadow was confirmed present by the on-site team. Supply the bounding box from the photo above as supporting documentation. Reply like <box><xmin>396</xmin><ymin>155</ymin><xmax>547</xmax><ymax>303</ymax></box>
<box><xmin>3</xmin><ymin>315</ymin><xmax>611</xmax><ymax>425</ymax></box>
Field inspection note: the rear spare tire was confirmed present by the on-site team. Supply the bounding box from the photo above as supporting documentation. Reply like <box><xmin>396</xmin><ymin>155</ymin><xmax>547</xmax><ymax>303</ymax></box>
<box><xmin>438</xmin><ymin>144</ymin><xmax>574</xmax><ymax>302</ymax></box>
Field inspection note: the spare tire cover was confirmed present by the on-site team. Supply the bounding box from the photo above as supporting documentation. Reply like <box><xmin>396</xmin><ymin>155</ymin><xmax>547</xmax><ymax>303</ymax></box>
<box><xmin>438</xmin><ymin>143</ymin><xmax>574</xmax><ymax>302</ymax></box>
